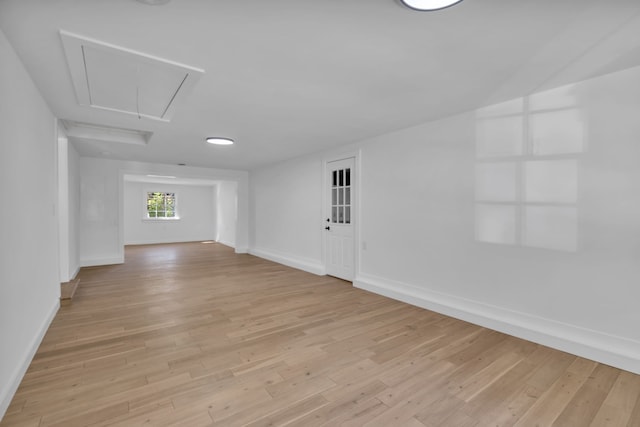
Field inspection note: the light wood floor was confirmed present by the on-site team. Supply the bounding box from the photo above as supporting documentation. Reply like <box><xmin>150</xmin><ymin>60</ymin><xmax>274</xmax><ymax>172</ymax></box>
<box><xmin>3</xmin><ymin>242</ymin><xmax>640</xmax><ymax>427</ymax></box>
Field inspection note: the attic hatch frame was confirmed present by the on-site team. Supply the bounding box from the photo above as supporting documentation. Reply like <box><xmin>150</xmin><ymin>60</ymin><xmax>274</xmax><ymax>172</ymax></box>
<box><xmin>60</xmin><ymin>30</ymin><xmax>204</xmax><ymax>122</ymax></box>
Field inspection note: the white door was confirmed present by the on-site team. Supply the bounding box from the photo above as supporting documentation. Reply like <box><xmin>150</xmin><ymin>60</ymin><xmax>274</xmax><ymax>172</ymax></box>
<box><xmin>325</xmin><ymin>158</ymin><xmax>355</xmax><ymax>281</ymax></box>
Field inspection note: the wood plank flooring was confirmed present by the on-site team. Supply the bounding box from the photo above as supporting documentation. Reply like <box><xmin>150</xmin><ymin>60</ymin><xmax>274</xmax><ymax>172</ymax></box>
<box><xmin>3</xmin><ymin>242</ymin><xmax>640</xmax><ymax>426</ymax></box>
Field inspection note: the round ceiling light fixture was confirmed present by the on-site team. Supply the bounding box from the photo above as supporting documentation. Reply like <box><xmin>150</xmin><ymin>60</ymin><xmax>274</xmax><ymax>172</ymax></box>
<box><xmin>206</xmin><ymin>137</ymin><xmax>234</xmax><ymax>146</ymax></box>
<box><xmin>399</xmin><ymin>0</ymin><xmax>463</xmax><ymax>11</ymax></box>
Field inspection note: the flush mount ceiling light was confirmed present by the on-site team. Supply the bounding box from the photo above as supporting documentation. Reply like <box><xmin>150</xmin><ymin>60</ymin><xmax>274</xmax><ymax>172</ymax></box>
<box><xmin>400</xmin><ymin>0</ymin><xmax>463</xmax><ymax>11</ymax></box>
<box><xmin>206</xmin><ymin>137</ymin><xmax>234</xmax><ymax>146</ymax></box>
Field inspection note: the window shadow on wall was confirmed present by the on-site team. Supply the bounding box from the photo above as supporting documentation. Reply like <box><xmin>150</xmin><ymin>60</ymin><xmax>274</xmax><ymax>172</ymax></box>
<box><xmin>475</xmin><ymin>84</ymin><xmax>585</xmax><ymax>252</ymax></box>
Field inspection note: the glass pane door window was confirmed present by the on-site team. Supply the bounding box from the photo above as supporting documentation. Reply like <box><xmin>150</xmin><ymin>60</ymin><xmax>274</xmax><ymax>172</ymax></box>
<box><xmin>331</xmin><ymin>168</ymin><xmax>351</xmax><ymax>224</ymax></box>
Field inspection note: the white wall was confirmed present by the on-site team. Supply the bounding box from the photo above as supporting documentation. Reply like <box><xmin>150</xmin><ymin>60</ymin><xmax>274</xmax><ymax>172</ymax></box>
<box><xmin>0</xmin><ymin>28</ymin><xmax>60</xmax><ymax>419</ymax></box>
<box><xmin>216</xmin><ymin>181</ymin><xmax>238</xmax><ymax>248</ymax></box>
<box><xmin>249</xmin><ymin>65</ymin><xmax>640</xmax><ymax>374</ymax></box>
<box><xmin>68</xmin><ymin>143</ymin><xmax>81</xmax><ymax>278</ymax></box>
<box><xmin>57</xmin><ymin>132</ymin><xmax>70</xmax><ymax>282</ymax></box>
<box><xmin>250</xmin><ymin>155</ymin><xmax>324</xmax><ymax>274</ymax></box>
<box><xmin>80</xmin><ymin>158</ymin><xmax>121</xmax><ymax>266</ymax></box>
<box><xmin>79</xmin><ymin>157</ymin><xmax>249</xmax><ymax>266</ymax></box>
<box><xmin>57</xmin><ymin>132</ymin><xmax>81</xmax><ymax>283</ymax></box>
<box><xmin>124</xmin><ymin>181</ymin><xmax>216</xmax><ymax>245</ymax></box>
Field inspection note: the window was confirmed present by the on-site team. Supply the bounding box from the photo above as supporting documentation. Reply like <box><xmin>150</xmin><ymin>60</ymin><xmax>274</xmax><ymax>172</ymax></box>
<box><xmin>146</xmin><ymin>192</ymin><xmax>177</xmax><ymax>219</ymax></box>
<box><xmin>331</xmin><ymin>167</ymin><xmax>351</xmax><ymax>224</ymax></box>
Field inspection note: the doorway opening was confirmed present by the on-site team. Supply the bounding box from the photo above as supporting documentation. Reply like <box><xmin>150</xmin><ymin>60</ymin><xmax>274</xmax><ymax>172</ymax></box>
<box><xmin>325</xmin><ymin>157</ymin><xmax>356</xmax><ymax>281</ymax></box>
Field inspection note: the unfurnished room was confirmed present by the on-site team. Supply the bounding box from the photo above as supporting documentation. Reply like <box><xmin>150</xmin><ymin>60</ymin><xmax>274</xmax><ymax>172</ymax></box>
<box><xmin>2</xmin><ymin>0</ymin><xmax>640</xmax><ymax>425</ymax></box>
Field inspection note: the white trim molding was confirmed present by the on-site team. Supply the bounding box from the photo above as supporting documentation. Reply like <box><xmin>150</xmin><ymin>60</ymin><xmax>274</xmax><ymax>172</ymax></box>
<box><xmin>70</xmin><ymin>265</ymin><xmax>81</xmax><ymax>283</ymax></box>
<box><xmin>250</xmin><ymin>247</ymin><xmax>325</xmax><ymax>276</ymax></box>
<box><xmin>0</xmin><ymin>300</ymin><xmax>59</xmax><ymax>420</ymax></box>
<box><xmin>354</xmin><ymin>273</ymin><xmax>640</xmax><ymax>375</ymax></box>
<box><xmin>322</xmin><ymin>149</ymin><xmax>362</xmax><ymax>282</ymax></box>
<box><xmin>80</xmin><ymin>256</ymin><xmax>124</xmax><ymax>267</ymax></box>
<box><xmin>215</xmin><ymin>239</ymin><xmax>235</xmax><ymax>249</ymax></box>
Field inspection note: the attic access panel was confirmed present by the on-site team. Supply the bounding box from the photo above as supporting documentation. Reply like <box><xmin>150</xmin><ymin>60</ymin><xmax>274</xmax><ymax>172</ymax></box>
<box><xmin>60</xmin><ymin>30</ymin><xmax>204</xmax><ymax>122</ymax></box>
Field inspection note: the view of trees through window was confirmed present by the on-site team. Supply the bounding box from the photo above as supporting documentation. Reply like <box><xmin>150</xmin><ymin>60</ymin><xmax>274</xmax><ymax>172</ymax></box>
<box><xmin>146</xmin><ymin>192</ymin><xmax>176</xmax><ymax>218</ymax></box>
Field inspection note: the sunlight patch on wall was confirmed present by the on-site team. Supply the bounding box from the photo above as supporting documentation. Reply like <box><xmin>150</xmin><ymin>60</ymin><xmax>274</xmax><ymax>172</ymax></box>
<box><xmin>475</xmin><ymin>83</ymin><xmax>585</xmax><ymax>252</ymax></box>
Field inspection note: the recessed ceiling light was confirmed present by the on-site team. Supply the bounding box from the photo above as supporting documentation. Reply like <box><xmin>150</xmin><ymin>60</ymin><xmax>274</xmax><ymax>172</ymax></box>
<box><xmin>206</xmin><ymin>137</ymin><xmax>234</xmax><ymax>146</ymax></box>
<box><xmin>399</xmin><ymin>0</ymin><xmax>463</xmax><ymax>11</ymax></box>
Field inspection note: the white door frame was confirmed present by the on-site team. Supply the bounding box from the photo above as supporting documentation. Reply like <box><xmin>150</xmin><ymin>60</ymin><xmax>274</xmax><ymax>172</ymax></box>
<box><xmin>322</xmin><ymin>150</ymin><xmax>361</xmax><ymax>281</ymax></box>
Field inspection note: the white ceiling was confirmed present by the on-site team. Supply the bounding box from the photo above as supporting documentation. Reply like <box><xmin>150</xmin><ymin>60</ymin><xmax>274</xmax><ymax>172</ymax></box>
<box><xmin>2</xmin><ymin>0</ymin><xmax>640</xmax><ymax>170</ymax></box>
<box><xmin>124</xmin><ymin>174</ymin><xmax>219</xmax><ymax>186</ymax></box>
<box><xmin>60</xmin><ymin>30</ymin><xmax>205</xmax><ymax>122</ymax></box>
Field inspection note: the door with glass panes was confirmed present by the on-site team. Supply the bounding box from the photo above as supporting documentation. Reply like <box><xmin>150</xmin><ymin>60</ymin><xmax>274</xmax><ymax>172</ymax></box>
<box><xmin>325</xmin><ymin>158</ymin><xmax>355</xmax><ymax>281</ymax></box>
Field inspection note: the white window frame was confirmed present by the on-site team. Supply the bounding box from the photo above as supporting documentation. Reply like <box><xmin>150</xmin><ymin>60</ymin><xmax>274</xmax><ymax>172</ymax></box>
<box><xmin>143</xmin><ymin>190</ymin><xmax>180</xmax><ymax>221</ymax></box>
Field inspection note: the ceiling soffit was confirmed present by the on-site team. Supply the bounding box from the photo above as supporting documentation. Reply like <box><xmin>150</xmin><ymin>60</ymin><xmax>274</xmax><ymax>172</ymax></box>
<box><xmin>61</xmin><ymin>120</ymin><xmax>153</xmax><ymax>146</ymax></box>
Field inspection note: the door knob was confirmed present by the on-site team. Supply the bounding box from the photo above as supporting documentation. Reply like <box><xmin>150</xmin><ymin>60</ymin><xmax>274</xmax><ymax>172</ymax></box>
<box><xmin>325</xmin><ymin>226</ymin><xmax>330</xmax><ymax>230</ymax></box>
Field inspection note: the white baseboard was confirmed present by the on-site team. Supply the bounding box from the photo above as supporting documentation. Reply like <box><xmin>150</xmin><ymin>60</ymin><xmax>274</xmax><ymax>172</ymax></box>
<box><xmin>0</xmin><ymin>299</ymin><xmax>59</xmax><ymax>421</ymax></box>
<box><xmin>249</xmin><ymin>247</ymin><xmax>325</xmax><ymax>276</ymax></box>
<box><xmin>354</xmin><ymin>273</ymin><xmax>640</xmax><ymax>375</ymax></box>
<box><xmin>80</xmin><ymin>256</ymin><xmax>124</xmax><ymax>267</ymax></box>
<box><xmin>215</xmin><ymin>239</ymin><xmax>235</xmax><ymax>249</ymax></box>
<box><xmin>125</xmin><ymin>238</ymin><xmax>217</xmax><ymax>246</ymax></box>
<box><xmin>214</xmin><ymin>240</ymin><xmax>246</xmax><ymax>253</ymax></box>
<box><xmin>69</xmin><ymin>265</ymin><xmax>80</xmax><ymax>281</ymax></box>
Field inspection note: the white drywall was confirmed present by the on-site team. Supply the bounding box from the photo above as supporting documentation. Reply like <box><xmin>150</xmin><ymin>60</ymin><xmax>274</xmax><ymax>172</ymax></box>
<box><xmin>57</xmin><ymin>132</ymin><xmax>70</xmax><ymax>282</ymax></box>
<box><xmin>124</xmin><ymin>181</ymin><xmax>216</xmax><ymax>245</ymax></box>
<box><xmin>249</xmin><ymin>65</ymin><xmax>640</xmax><ymax>374</ymax></box>
<box><xmin>56</xmin><ymin>130</ymin><xmax>81</xmax><ymax>283</ymax></box>
<box><xmin>68</xmin><ymin>143</ymin><xmax>81</xmax><ymax>279</ymax></box>
<box><xmin>0</xmin><ymin>28</ymin><xmax>60</xmax><ymax>420</ymax></box>
<box><xmin>79</xmin><ymin>157</ymin><xmax>121</xmax><ymax>266</ymax></box>
<box><xmin>216</xmin><ymin>181</ymin><xmax>237</xmax><ymax>248</ymax></box>
<box><xmin>250</xmin><ymin>155</ymin><xmax>324</xmax><ymax>274</ymax></box>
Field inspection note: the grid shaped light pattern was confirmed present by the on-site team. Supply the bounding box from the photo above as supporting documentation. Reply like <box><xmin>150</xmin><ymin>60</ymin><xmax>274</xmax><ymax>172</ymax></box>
<box><xmin>400</xmin><ymin>0</ymin><xmax>463</xmax><ymax>11</ymax></box>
